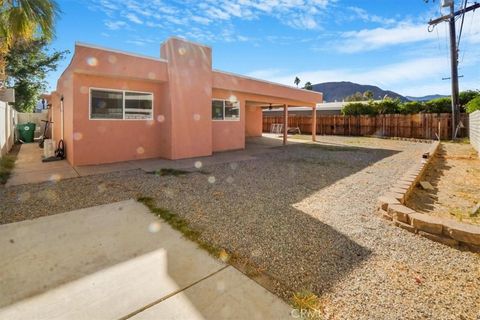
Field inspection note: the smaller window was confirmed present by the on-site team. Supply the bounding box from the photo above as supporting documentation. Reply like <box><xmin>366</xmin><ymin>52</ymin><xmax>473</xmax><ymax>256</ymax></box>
<box><xmin>211</xmin><ymin>99</ymin><xmax>240</xmax><ymax>121</ymax></box>
<box><xmin>225</xmin><ymin>101</ymin><xmax>240</xmax><ymax>120</ymax></box>
<box><xmin>125</xmin><ymin>92</ymin><xmax>153</xmax><ymax>120</ymax></box>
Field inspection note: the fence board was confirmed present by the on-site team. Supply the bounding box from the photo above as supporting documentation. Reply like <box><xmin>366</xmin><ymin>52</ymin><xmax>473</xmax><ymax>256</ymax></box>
<box><xmin>263</xmin><ymin>113</ymin><xmax>469</xmax><ymax>140</ymax></box>
<box><xmin>1</xmin><ymin>101</ymin><xmax>16</xmax><ymax>157</ymax></box>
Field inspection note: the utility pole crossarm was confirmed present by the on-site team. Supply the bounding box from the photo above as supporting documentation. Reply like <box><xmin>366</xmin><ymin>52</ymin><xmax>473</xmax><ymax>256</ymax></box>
<box><xmin>427</xmin><ymin>0</ymin><xmax>480</xmax><ymax>139</ymax></box>
<box><xmin>429</xmin><ymin>2</ymin><xmax>480</xmax><ymax>26</ymax></box>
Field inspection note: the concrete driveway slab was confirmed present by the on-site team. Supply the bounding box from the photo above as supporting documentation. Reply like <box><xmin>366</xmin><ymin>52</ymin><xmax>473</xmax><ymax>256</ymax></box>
<box><xmin>0</xmin><ymin>200</ymin><xmax>224</xmax><ymax>319</ymax></box>
<box><xmin>0</xmin><ymin>199</ymin><xmax>291</xmax><ymax>319</ymax></box>
<box><xmin>132</xmin><ymin>266</ymin><xmax>293</xmax><ymax>320</ymax></box>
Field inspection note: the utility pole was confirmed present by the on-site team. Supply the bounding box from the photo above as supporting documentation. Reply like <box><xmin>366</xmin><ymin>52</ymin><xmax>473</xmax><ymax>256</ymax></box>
<box><xmin>428</xmin><ymin>0</ymin><xmax>480</xmax><ymax>139</ymax></box>
<box><xmin>448</xmin><ymin>1</ymin><xmax>460</xmax><ymax>140</ymax></box>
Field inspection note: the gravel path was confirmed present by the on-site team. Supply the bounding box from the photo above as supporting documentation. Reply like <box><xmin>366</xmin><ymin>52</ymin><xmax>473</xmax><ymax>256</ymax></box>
<box><xmin>1</xmin><ymin>137</ymin><xmax>479</xmax><ymax>319</ymax></box>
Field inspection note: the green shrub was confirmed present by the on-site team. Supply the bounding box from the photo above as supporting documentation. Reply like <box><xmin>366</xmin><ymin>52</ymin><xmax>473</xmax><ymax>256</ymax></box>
<box><xmin>373</xmin><ymin>99</ymin><xmax>401</xmax><ymax>114</ymax></box>
<box><xmin>424</xmin><ymin>97</ymin><xmax>451</xmax><ymax>113</ymax></box>
<box><xmin>459</xmin><ymin>90</ymin><xmax>480</xmax><ymax>106</ymax></box>
<box><xmin>399</xmin><ymin>101</ymin><xmax>425</xmax><ymax>114</ymax></box>
<box><xmin>340</xmin><ymin>91</ymin><xmax>479</xmax><ymax>115</ymax></box>
<box><xmin>341</xmin><ymin>102</ymin><xmax>377</xmax><ymax>116</ymax></box>
<box><xmin>466</xmin><ymin>96</ymin><xmax>480</xmax><ymax>113</ymax></box>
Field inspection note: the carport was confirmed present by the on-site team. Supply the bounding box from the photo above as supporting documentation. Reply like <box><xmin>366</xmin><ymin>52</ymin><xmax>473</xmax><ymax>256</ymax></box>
<box><xmin>246</xmin><ymin>100</ymin><xmax>317</xmax><ymax>145</ymax></box>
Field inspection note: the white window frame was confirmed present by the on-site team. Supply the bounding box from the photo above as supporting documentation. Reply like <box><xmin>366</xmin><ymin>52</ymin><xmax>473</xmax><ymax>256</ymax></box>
<box><xmin>211</xmin><ymin>98</ymin><xmax>240</xmax><ymax>122</ymax></box>
<box><xmin>89</xmin><ymin>87</ymin><xmax>154</xmax><ymax>121</ymax></box>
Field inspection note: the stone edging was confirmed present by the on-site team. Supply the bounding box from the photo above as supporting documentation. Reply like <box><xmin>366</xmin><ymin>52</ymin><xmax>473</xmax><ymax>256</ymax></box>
<box><xmin>376</xmin><ymin>141</ymin><xmax>480</xmax><ymax>252</ymax></box>
<box><xmin>370</xmin><ymin>136</ymin><xmax>435</xmax><ymax>144</ymax></box>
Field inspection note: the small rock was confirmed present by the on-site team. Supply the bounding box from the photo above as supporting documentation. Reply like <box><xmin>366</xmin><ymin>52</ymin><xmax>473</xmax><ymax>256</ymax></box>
<box><xmin>419</xmin><ymin>181</ymin><xmax>434</xmax><ymax>190</ymax></box>
<box><xmin>470</xmin><ymin>203</ymin><xmax>480</xmax><ymax>217</ymax></box>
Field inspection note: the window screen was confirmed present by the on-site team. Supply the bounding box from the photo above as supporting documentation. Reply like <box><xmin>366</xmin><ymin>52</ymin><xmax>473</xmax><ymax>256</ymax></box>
<box><xmin>125</xmin><ymin>92</ymin><xmax>153</xmax><ymax>119</ymax></box>
<box><xmin>225</xmin><ymin>101</ymin><xmax>240</xmax><ymax>120</ymax></box>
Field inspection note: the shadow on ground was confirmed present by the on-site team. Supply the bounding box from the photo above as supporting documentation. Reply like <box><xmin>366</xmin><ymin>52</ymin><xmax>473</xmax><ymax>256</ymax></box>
<box><xmin>0</xmin><ymin>137</ymin><xmax>401</xmax><ymax>307</ymax></box>
<box><xmin>407</xmin><ymin>144</ymin><xmax>450</xmax><ymax>212</ymax></box>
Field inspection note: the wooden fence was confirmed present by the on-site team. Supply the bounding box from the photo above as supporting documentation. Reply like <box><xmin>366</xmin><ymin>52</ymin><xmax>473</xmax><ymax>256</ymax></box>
<box><xmin>263</xmin><ymin>113</ymin><xmax>469</xmax><ymax>140</ymax></box>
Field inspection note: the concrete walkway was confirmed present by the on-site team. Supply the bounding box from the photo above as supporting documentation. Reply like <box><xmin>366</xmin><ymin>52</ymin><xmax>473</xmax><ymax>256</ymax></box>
<box><xmin>0</xmin><ymin>200</ymin><xmax>292</xmax><ymax>319</ymax></box>
<box><xmin>6</xmin><ymin>143</ymin><xmax>79</xmax><ymax>187</ymax></box>
<box><xmin>6</xmin><ymin>137</ymin><xmax>284</xmax><ymax>187</ymax></box>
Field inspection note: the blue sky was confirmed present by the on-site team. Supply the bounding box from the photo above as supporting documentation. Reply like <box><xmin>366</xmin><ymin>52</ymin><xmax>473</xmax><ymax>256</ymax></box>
<box><xmin>47</xmin><ymin>0</ymin><xmax>480</xmax><ymax>97</ymax></box>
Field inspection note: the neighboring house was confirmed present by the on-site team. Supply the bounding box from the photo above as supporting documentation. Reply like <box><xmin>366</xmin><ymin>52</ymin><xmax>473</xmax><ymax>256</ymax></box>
<box><xmin>263</xmin><ymin>101</ymin><xmax>346</xmax><ymax>117</ymax></box>
<box><xmin>50</xmin><ymin>37</ymin><xmax>322</xmax><ymax>166</ymax></box>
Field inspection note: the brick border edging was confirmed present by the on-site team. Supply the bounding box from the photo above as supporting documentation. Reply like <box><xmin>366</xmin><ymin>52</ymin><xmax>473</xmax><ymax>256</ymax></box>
<box><xmin>369</xmin><ymin>136</ymin><xmax>435</xmax><ymax>144</ymax></box>
<box><xmin>375</xmin><ymin>141</ymin><xmax>480</xmax><ymax>252</ymax></box>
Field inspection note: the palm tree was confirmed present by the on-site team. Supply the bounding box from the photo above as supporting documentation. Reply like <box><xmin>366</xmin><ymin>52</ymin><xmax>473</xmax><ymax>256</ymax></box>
<box><xmin>294</xmin><ymin>76</ymin><xmax>300</xmax><ymax>88</ymax></box>
<box><xmin>0</xmin><ymin>0</ymin><xmax>59</xmax><ymax>83</ymax></box>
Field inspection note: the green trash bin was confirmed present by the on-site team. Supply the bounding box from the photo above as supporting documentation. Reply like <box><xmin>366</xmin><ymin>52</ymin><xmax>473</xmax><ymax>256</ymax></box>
<box><xmin>17</xmin><ymin>122</ymin><xmax>36</xmax><ymax>143</ymax></box>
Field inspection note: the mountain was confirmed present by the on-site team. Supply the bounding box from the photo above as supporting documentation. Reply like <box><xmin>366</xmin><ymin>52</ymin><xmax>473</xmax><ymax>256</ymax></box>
<box><xmin>405</xmin><ymin>94</ymin><xmax>449</xmax><ymax>101</ymax></box>
<box><xmin>311</xmin><ymin>81</ymin><xmax>407</xmax><ymax>102</ymax></box>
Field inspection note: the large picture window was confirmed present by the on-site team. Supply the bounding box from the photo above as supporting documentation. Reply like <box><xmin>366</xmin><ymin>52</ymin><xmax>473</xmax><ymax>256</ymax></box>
<box><xmin>211</xmin><ymin>99</ymin><xmax>240</xmax><ymax>121</ymax></box>
<box><xmin>90</xmin><ymin>89</ymin><xmax>153</xmax><ymax>120</ymax></box>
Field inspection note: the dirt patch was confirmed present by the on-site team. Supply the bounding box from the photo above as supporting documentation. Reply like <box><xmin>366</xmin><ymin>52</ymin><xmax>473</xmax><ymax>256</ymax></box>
<box><xmin>407</xmin><ymin>142</ymin><xmax>480</xmax><ymax>225</ymax></box>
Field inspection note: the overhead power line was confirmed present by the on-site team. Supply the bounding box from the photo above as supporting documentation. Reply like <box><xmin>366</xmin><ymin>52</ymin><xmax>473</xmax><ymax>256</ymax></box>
<box><xmin>428</xmin><ymin>0</ymin><xmax>480</xmax><ymax>139</ymax></box>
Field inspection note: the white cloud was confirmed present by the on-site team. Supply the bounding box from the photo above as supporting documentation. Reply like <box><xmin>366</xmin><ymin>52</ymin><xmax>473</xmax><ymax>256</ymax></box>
<box><xmin>125</xmin><ymin>13</ymin><xmax>143</xmax><ymax>24</ymax></box>
<box><xmin>105</xmin><ymin>20</ymin><xmax>127</xmax><ymax>30</ymax></box>
<box><xmin>337</xmin><ymin>23</ymin><xmax>436</xmax><ymax>53</ymax></box>
<box><xmin>247</xmin><ymin>50</ymin><xmax>480</xmax><ymax>96</ymax></box>
<box><xmin>246</xmin><ymin>57</ymin><xmax>454</xmax><ymax>96</ymax></box>
<box><xmin>347</xmin><ymin>6</ymin><xmax>396</xmax><ymax>25</ymax></box>
<box><xmin>91</xmin><ymin>0</ymin><xmax>337</xmax><ymax>35</ymax></box>
<box><xmin>335</xmin><ymin>11</ymin><xmax>480</xmax><ymax>53</ymax></box>
<box><xmin>191</xmin><ymin>16</ymin><xmax>212</xmax><ymax>25</ymax></box>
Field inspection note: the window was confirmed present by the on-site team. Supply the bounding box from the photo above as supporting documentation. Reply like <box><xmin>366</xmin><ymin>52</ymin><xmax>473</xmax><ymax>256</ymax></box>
<box><xmin>91</xmin><ymin>90</ymin><xmax>123</xmax><ymax>119</ymax></box>
<box><xmin>212</xmin><ymin>100</ymin><xmax>224</xmax><ymax>120</ymax></box>
<box><xmin>125</xmin><ymin>92</ymin><xmax>153</xmax><ymax>120</ymax></box>
<box><xmin>211</xmin><ymin>99</ymin><xmax>240</xmax><ymax>121</ymax></box>
<box><xmin>90</xmin><ymin>89</ymin><xmax>153</xmax><ymax>120</ymax></box>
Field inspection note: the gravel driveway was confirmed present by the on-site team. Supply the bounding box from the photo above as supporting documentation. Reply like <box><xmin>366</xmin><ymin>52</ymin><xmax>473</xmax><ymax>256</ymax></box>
<box><xmin>1</xmin><ymin>136</ymin><xmax>479</xmax><ymax>319</ymax></box>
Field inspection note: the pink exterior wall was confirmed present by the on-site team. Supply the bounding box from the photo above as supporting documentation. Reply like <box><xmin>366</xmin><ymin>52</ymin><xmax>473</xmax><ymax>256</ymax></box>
<box><xmin>54</xmin><ymin>70</ymin><xmax>75</xmax><ymax>164</ymax></box>
<box><xmin>53</xmin><ymin>37</ymin><xmax>323</xmax><ymax>166</ymax></box>
<box><xmin>245</xmin><ymin>106</ymin><xmax>263</xmax><ymax>137</ymax></box>
<box><xmin>69</xmin><ymin>44</ymin><xmax>168</xmax><ymax>82</ymax></box>
<box><xmin>50</xmin><ymin>92</ymin><xmax>61</xmax><ymax>143</ymax></box>
<box><xmin>212</xmin><ymin>89</ymin><xmax>245</xmax><ymax>152</ymax></box>
<box><xmin>161</xmin><ymin>38</ymin><xmax>213</xmax><ymax>159</ymax></box>
<box><xmin>71</xmin><ymin>74</ymin><xmax>168</xmax><ymax>165</ymax></box>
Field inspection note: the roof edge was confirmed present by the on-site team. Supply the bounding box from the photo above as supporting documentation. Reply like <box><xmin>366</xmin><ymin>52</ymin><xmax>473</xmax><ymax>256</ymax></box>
<box><xmin>213</xmin><ymin>69</ymin><xmax>323</xmax><ymax>98</ymax></box>
<box><xmin>75</xmin><ymin>42</ymin><xmax>168</xmax><ymax>62</ymax></box>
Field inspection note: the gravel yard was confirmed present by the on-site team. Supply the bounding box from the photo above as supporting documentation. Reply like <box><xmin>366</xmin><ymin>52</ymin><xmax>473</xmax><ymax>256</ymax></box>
<box><xmin>1</xmin><ymin>136</ymin><xmax>479</xmax><ymax>319</ymax></box>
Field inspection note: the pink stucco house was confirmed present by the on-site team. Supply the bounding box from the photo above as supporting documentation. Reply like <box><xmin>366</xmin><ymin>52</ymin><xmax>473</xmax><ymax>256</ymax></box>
<box><xmin>50</xmin><ymin>37</ymin><xmax>322</xmax><ymax>166</ymax></box>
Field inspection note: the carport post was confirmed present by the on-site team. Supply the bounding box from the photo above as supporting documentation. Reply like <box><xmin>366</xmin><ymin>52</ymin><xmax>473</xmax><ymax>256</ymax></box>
<box><xmin>312</xmin><ymin>105</ymin><xmax>317</xmax><ymax>142</ymax></box>
<box><xmin>283</xmin><ymin>104</ymin><xmax>288</xmax><ymax>145</ymax></box>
